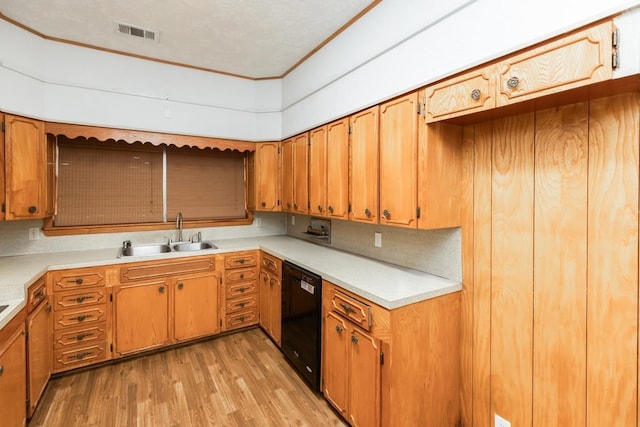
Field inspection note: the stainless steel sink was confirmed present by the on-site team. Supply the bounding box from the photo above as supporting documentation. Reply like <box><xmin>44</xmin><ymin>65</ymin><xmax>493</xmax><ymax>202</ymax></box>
<box><xmin>172</xmin><ymin>242</ymin><xmax>217</xmax><ymax>252</ymax></box>
<box><xmin>120</xmin><ymin>244</ymin><xmax>172</xmax><ymax>257</ymax></box>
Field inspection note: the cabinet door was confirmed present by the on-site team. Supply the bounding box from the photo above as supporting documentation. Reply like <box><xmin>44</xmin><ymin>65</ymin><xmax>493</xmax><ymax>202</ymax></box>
<box><xmin>323</xmin><ymin>311</ymin><xmax>349</xmax><ymax>417</ymax></box>
<box><xmin>326</xmin><ymin>118</ymin><xmax>350</xmax><ymax>220</ymax></box>
<box><xmin>0</xmin><ymin>326</ymin><xmax>26</xmax><ymax>427</ymax></box>
<box><xmin>255</xmin><ymin>142</ymin><xmax>280</xmax><ymax>211</ymax></box>
<box><xmin>0</xmin><ymin>113</ymin><xmax>5</xmax><ymax>221</ymax></box>
<box><xmin>174</xmin><ymin>274</ymin><xmax>219</xmax><ymax>341</ymax></box>
<box><xmin>4</xmin><ymin>114</ymin><xmax>47</xmax><ymax>220</ymax></box>
<box><xmin>349</xmin><ymin>327</ymin><xmax>381</xmax><ymax>427</ymax></box>
<box><xmin>259</xmin><ymin>271</ymin><xmax>270</xmax><ymax>333</ymax></box>
<box><xmin>113</xmin><ymin>281</ymin><xmax>170</xmax><ymax>355</ymax></box>
<box><xmin>292</xmin><ymin>133</ymin><xmax>309</xmax><ymax>214</ymax></box>
<box><xmin>309</xmin><ymin>126</ymin><xmax>327</xmax><ymax>217</ymax></box>
<box><xmin>27</xmin><ymin>300</ymin><xmax>52</xmax><ymax>417</ymax></box>
<box><xmin>281</xmin><ymin>139</ymin><xmax>294</xmax><ymax>211</ymax></box>
<box><xmin>379</xmin><ymin>93</ymin><xmax>418</xmax><ymax>228</ymax></box>
<box><xmin>350</xmin><ymin>106</ymin><xmax>379</xmax><ymax>224</ymax></box>
<box><xmin>268</xmin><ymin>275</ymin><xmax>281</xmax><ymax>346</ymax></box>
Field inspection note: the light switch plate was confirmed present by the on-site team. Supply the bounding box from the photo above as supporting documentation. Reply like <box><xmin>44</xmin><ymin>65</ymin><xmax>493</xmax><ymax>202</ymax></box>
<box><xmin>374</xmin><ymin>232</ymin><xmax>382</xmax><ymax>248</ymax></box>
<box><xmin>28</xmin><ymin>227</ymin><xmax>40</xmax><ymax>240</ymax></box>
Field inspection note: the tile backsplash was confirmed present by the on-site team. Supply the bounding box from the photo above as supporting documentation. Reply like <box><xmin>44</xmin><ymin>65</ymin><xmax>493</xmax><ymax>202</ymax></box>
<box><xmin>286</xmin><ymin>214</ymin><xmax>461</xmax><ymax>282</ymax></box>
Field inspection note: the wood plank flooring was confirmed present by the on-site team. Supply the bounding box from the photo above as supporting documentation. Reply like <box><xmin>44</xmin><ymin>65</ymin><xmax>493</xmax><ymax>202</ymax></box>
<box><xmin>29</xmin><ymin>328</ymin><xmax>347</xmax><ymax>427</ymax></box>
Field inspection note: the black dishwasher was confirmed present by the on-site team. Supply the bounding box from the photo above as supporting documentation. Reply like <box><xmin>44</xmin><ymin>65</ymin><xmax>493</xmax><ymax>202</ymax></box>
<box><xmin>281</xmin><ymin>261</ymin><xmax>322</xmax><ymax>392</ymax></box>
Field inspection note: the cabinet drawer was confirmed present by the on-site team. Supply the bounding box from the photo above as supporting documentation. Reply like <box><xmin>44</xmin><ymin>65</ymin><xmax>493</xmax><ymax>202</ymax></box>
<box><xmin>54</xmin><ymin>304</ymin><xmax>107</xmax><ymax>330</ymax></box>
<box><xmin>54</xmin><ymin>323</ymin><xmax>106</xmax><ymax>349</ymax></box>
<box><xmin>225</xmin><ymin>308</ymin><xmax>258</xmax><ymax>329</ymax></box>
<box><xmin>330</xmin><ymin>289</ymin><xmax>372</xmax><ymax>331</ymax></box>
<box><xmin>425</xmin><ymin>65</ymin><xmax>496</xmax><ymax>123</ymax></box>
<box><xmin>51</xmin><ymin>268</ymin><xmax>107</xmax><ymax>291</ymax></box>
<box><xmin>224</xmin><ymin>252</ymin><xmax>258</xmax><ymax>269</ymax></box>
<box><xmin>53</xmin><ymin>343</ymin><xmax>106</xmax><ymax>371</ymax></box>
<box><xmin>27</xmin><ymin>277</ymin><xmax>47</xmax><ymax>312</ymax></box>
<box><xmin>225</xmin><ymin>267</ymin><xmax>257</xmax><ymax>284</ymax></box>
<box><xmin>497</xmin><ymin>21</ymin><xmax>612</xmax><ymax>106</ymax></box>
<box><xmin>226</xmin><ymin>294</ymin><xmax>258</xmax><ymax>314</ymax></box>
<box><xmin>261</xmin><ymin>253</ymin><xmax>282</xmax><ymax>276</ymax></box>
<box><xmin>120</xmin><ymin>256</ymin><xmax>215</xmax><ymax>283</ymax></box>
<box><xmin>226</xmin><ymin>282</ymin><xmax>257</xmax><ymax>299</ymax></box>
<box><xmin>53</xmin><ymin>289</ymin><xmax>107</xmax><ymax>311</ymax></box>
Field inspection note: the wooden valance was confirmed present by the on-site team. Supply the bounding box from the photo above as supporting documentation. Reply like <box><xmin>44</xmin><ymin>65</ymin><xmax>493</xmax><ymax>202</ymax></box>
<box><xmin>45</xmin><ymin>122</ymin><xmax>257</xmax><ymax>152</ymax></box>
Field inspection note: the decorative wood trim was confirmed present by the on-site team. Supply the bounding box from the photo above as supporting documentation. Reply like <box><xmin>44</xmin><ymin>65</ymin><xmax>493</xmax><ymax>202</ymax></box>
<box><xmin>45</xmin><ymin>122</ymin><xmax>256</xmax><ymax>152</ymax></box>
<box><xmin>42</xmin><ymin>212</ymin><xmax>254</xmax><ymax>236</ymax></box>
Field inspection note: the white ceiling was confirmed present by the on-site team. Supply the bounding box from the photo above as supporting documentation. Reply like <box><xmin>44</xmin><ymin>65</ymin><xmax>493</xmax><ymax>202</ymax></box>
<box><xmin>0</xmin><ymin>0</ymin><xmax>376</xmax><ymax>79</ymax></box>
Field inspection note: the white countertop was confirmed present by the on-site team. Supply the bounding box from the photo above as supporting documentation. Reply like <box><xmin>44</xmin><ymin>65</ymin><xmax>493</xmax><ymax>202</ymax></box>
<box><xmin>0</xmin><ymin>236</ymin><xmax>461</xmax><ymax>329</ymax></box>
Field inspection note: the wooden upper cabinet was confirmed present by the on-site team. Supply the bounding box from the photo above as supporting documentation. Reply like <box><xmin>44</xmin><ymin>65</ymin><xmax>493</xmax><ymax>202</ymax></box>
<box><xmin>417</xmin><ymin>89</ymin><xmax>463</xmax><ymax>230</ymax></box>
<box><xmin>350</xmin><ymin>106</ymin><xmax>379</xmax><ymax>224</ymax></box>
<box><xmin>497</xmin><ymin>21</ymin><xmax>613</xmax><ymax>106</ymax></box>
<box><xmin>4</xmin><ymin>114</ymin><xmax>48</xmax><ymax>220</ymax></box>
<box><xmin>425</xmin><ymin>64</ymin><xmax>497</xmax><ymax>123</ymax></box>
<box><xmin>254</xmin><ymin>142</ymin><xmax>281</xmax><ymax>211</ymax></box>
<box><xmin>379</xmin><ymin>93</ymin><xmax>418</xmax><ymax>228</ymax></box>
<box><xmin>281</xmin><ymin>138</ymin><xmax>294</xmax><ymax>211</ymax></box>
<box><xmin>292</xmin><ymin>133</ymin><xmax>309</xmax><ymax>214</ymax></box>
<box><xmin>309</xmin><ymin>126</ymin><xmax>327</xmax><ymax>217</ymax></box>
<box><xmin>326</xmin><ymin>118</ymin><xmax>350</xmax><ymax>220</ymax></box>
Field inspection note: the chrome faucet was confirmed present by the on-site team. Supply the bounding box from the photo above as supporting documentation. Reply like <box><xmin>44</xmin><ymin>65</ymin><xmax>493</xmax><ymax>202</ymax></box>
<box><xmin>176</xmin><ymin>212</ymin><xmax>183</xmax><ymax>242</ymax></box>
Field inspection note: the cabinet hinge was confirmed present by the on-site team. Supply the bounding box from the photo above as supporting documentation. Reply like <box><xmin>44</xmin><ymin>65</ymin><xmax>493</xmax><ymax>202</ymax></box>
<box><xmin>25</xmin><ymin>330</ymin><xmax>29</xmax><ymax>340</ymax></box>
<box><xmin>380</xmin><ymin>352</ymin><xmax>384</xmax><ymax>365</ymax></box>
<box><xmin>219</xmin><ymin>319</ymin><xmax>223</xmax><ymax>327</ymax></box>
<box><xmin>1</xmin><ymin>122</ymin><xmax>4</xmax><ymax>132</ymax></box>
<box><xmin>26</xmin><ymin>399</ymin><xmax>30</xmax><ymax>412</ymax></box>
<box><xmin>416</xmin><ymin>103</ymin><xmax>421</xmax><ymax>115</ymax></box>
<box><xmin>110</xmin><ymin>343</ymin><xmax>113</xmax><ymax>352</ymax></box>
<box><xmin>348</xmin><ymin>124</ymin><xmax>352</xmax><ymax>135</ymax></box>
<box><xmin>1</xmin><ymin>202</ymin><xmax>4</xmax><ymax>213</ymax></box>
<box><xmin>277</xmin><ymin>146</ymin><xmax>281</xmax><ymax>154</ymax></box>
<box><xmin>612</xmin><ymin>28</ymin><xmax>619</xmax><ymax>48</ymax></box>
<box><xmin>277</xmin><ymin>199</ymin><xmax>281</xmax><ymax>206</ymax></box>
<box><xmin>219</xmin><ymin>277</ymin><xmax>222</xmax><ymax>285</ymax></box>
<box><xmin>416</xmin><ymin>207</ymin><xmax>421</xmax><ymax>219</ymax></box>
<box><xmin>109</xmin><ymin>294</ymin><xmax>113</xmax><ymax>302</ymax></box>
<box><xmin>348</xmin><ymin>203</ymin><xmax>352</xmax><ymax>213</ymax></box>
<box><xmin>612</xmin><ymin>51</ymin><xmax>619</xmax><ymax>70</ymax></box>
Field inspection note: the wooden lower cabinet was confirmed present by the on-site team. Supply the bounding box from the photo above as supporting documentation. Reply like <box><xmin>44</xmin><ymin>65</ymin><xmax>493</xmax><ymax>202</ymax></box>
<box><xmin>174</xmin><ymin>274</ymin><xmax>219</xmax><ymax>341</ymax></box>
<box><xmin>0</xmin><ymin>313</ymin><xmax>27</xmax><ymax>427</ymax></box>
<box><xmin>113</xmin><ymin>280</ymin><xmax>171</xmax><ymax>355</ymax></box>
<box><xmin>322</xmin><ymin>280</ymin><xmax>461</xmax><ymax>427</ymax></box>
<box><xmin>259</xmin><ymin>252</ymin><xmax>282</xmax><ymax>345</ymax></box>
<box><xmin>26</xmin><ymin>297</ymin><xmax>52</xmax><ymax>417</ymax></box>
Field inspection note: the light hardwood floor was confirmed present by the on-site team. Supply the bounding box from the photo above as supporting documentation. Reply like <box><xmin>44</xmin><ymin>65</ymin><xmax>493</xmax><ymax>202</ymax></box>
<box><xmin>30</xmin><ymin>328</ymin><xmax>347</xmax><ymax>427</ymax></box>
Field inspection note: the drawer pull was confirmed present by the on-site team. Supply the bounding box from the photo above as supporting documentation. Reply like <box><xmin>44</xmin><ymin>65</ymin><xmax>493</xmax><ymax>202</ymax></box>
<box><xmin>335</xmin><ymin>325</ymin><xmax>343</xmax><ymax>333</ymax></box>
<box><xmin>238</xmin><ymin>302</ymin><xmax>246</xmax><ymax>308</ymax></box>
<box><xmin>261</xmin><ymin>202</ymin><xmax>266</xmax><ymax>207</ymax></box>
<box><xmin>0</xmin><ymin>365</ymin><xmax>3</xmax><ymax>375</ymax></box>
<box><xmin>46</xmin><ymin>304</ymin><xmax>52</xmax><ymax>313</ymax></box>
<box><xmin>70</xmin><ymin>314</ymin><xmax>92</xmax><ymax>322</ymax></box>
<box><xmin>238</xmin><ymin>287</ymin><xmax>247</xmax><ymax>293</ymax></box>
<box><xmin>234</xmin><ymin>259</ymin><xmax>246</xmax><ymax>265</ymax></box>
<box><xmin>340</xmin><ymin>302</ymin><xmax>355</xmax><ymax>314</ymax></box>
<box><xmin>75</xmin><ymin>333</ymin><xmax>94</xmax><ymax>341</ymax></box>
<box><xmin>35</xmin><ymin>289</ymin><xmax>45</xmax><ymax>298</ymax></box>
<box><xmin>238</xmin><ymin>316</ymin><xmax>245</xmax><ymax>322</ymax></box>
<box><xmin>71</xmin><ymin>351</ymin><xmax>93</xmax><ymax>360</ymax></box>
<box><xmin>328</xmin><ymin>205</ymin><xmax>334</xmax><ymax>213</ymax></box>
<box><xmin>507</xmin><ymin>76</ymin><xmax>520</xmax><ymax>89</ymax></box>
<box><xmin>351</xmin><ymin>335</ymin><xmax>359</xmax><ymax>345</ymax></box>
<box><xmin>470</xmin><ymin>89</ymin><xmax>481</xmax><ymax>100</ymax></box>
<box><xmin>67</xmin><ymin>278</ymin><xmax>84</xmax><ymax>285</ymax></box>
<box><xmin>28</xmin><ymin>206</ymin><xmax>37</xmax><ymax>214</ymax></box>
<box><xmin>75</xmin><ymin>296</ymin><xmax>94</xmax><ymax>303</ymax></box>
<box><xmin>239</xmin><ymin>273</ymin><xmax>244</xmax><ymax>279</ymax></box>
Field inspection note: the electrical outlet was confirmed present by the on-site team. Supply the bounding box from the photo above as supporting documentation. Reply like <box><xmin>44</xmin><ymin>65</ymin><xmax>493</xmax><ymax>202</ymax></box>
<box><xmin>254</xmin><ymin>218</ymin><xmax>262</xmax><ymax>227</ymax></box>
<box><xmin>291</xmin><ymin>215</ymin><xmax>295</xmax><ymax>225</ymax></box>
<box><xmin>495</xmin><ymin>414</ymin><xmax>511</xmax><ymax>427</ymax></box>
<box><xmin>374</xmin><ymin>232</ymin><xmax>382</xmax><ymax>248</ymax></box>
<box><xmin>28</xmin><ymin>227</ymin><xmax>40</xmax><ymax>240</ymax></box>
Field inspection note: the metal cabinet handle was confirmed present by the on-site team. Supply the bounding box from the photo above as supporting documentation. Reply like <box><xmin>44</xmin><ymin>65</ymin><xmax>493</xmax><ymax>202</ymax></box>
<box><xmin>75</xmin><ymin>332</ymin><xmax>94</xmax><ymax>341</ymax></box>
<box><xmin>507</xmin><ymin>76</ymin><xmax>520</xmax><ymax>89</ymax></box>
<box><xmin>317</xmin><ymin>205</ymin><xmax>323</xmax><ymax>212</ymax></box>
<box><xmin>340</xmin><ymin>302</ymin><xmax>355</xmax><ymax>314</ymax></box>
<box><xmin>75</xmin><ymin>296</ymin><xmax>93</xmax><ymax>303</ymax></box>
<box><xmin>71</xmin><ymin>352</ymin><xmax>92</xmax><ymax>360</ymax></box>
<box><xmin>238</xmin><ymin>287</ymin><xmax>247</xmax><ymax>293</ymax></box>
<box><xmin>328</xmin><ymin>206</ymin><xmax>334</xmax><ymax>213</ymax></box>
<box><xmin>382</xmin><ymin>209</ymin><xmax>390</xmax><ymax>220</ymax></box>
<box><xmin>364</xmin><ymin>208</ymin><xmax>371</xmax><ymax>217</ymax></box>
<box><xmin>71</xmin><ymin>314</ymin><xmax>92</xmax><ymax>322</ymax></box>
<box><xmin>238</xmin><ymin>302</ymin><xmax>246</xmax><ymax>308</ymax></box>
<box><xmin>28</xmin><ymin>206</ymin><xmax>37</xmax><ymax>214</ymax></box>
<box><xmin>159</xmin><ymin>286</ymin><xmax>165</xmax><ymax>293</ymax></box>
<box><xmin>261</xmin><ymin>202</ymin><xmax>266</xmax><ymax>207</ymax></box>
<box><xmin>177</xmin><ymin>283</ymin><xmax>184</xmax><ymax>290</ymax></box>
<box><xmin>335</xmin><ymin>325</ymin><xmax>343</xmax><ymax>333</ymax></box>
<box><xmin>238</xmin><ymin>316</ymin><xmax>245</xmax><ymax>322</ymax></box>
<box><xmin>0</xmin><ymin>365</ymin><xmax>4</xmax><ymax>375</ymax></box>
<box><xmin>35</xmin><ymin>289</ymin><xmax>45</xmax><ymax>298</ymax></box>
<box><xmin>234</xmin><ymin>259</ymin><xmax>246</xmax><ymax>265</ymax></box>
<box><xmin>239</xmin><ymin>273</ymin><xmax>244</xmax><ymax>279</ymax></box>
<box><xmin>67</xmin><ymin>278</ymin><xmax>84</xmax><ymax>285</ymax></box>
<box><xmin>470</xmin><ymin>89</ymin><xmax>481</xmax><ymax>100</ymax></box>
<box><xmin>351</xmin><ymin>335</ymin><xmax>358</xmax><ymax>344</ymax></box>
<box><xmin>293</xmin><ymin>203</ymin><xmax>298</xmax><ymax>210</ymax></box>
<box><xmin>287</xmin><ymin>203</ymin><xmax>292</xmax><ymax>209</ymax></box>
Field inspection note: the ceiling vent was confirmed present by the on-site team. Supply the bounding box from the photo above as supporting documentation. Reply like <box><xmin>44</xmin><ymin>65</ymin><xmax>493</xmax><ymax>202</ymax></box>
<box><xmin>114</xmin><ymin>21</ymin><xmax>159</xmax><ymax>42</ymax></box>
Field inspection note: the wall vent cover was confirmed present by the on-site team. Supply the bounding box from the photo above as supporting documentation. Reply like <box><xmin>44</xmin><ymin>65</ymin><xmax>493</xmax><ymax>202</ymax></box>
<box><xmin>115</xmin><ymin>21</ymin><xmax>159</xmax><ymax>42</ymax></box>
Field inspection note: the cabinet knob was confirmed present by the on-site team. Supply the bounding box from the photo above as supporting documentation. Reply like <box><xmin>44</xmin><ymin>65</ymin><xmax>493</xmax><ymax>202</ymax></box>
<box><xmin>335</xmin><ymin>325</ymin><xmax>343</xmax><ymax>333</ymax></box>
<box><xmin>0</xmin><ymin>365</ymin><xmax>4</xmax><ymax>376</ymax></box>
<box><xmin>364</xmin><ymin>208</ymin><xmax>371</xmax><ymax>217</ymax></box>
<box><xmin>287</xmin><ymin>203</ymin><xmax>292</xmax><ymax>209</ymax></box>
<box><xmin>328</xmin><ymin>206</ymin><xmax>334</xmax><ymax>213</ymax></box>
<box><xmin>261</xmin><ymin>202</ymin><xmax>266</xmax><ymax>207</ymax></box>
<box><xmin>317</xmin><ymin>205</ymin><xmax>322</xmax><ymax>212</ymax></box>
<box><xmin>239</xmin><ymin>302</ymin><xmax>246</xmax><ymax>308</ymax></box>
<box><xmin>28</xmin><ymin>206</ymin><xmax>37</xmax><ymax>214</ymax></box>
<box><xmin>470</xmin><ymin>89</ymin><xmax>481</xmax><ymax>100</ymax></box>
<box><xmin>293</xmin><ymin>203</ymin><xmax>298</xmax><ymax>210</ymax></box>
<box><xmin>177</xmin><ymin>283</ymin><xmax>184</xmax><ymax>290</ymax></box>
<box><xmin>46</xmin><ymin>304</ymin><xmax>51</xmax><ymax>313</ymax></box>
<box><xmin>382</xmin><ymin>209</ymin><xmax>390</xmax><ymax>220</ymax></box>
<box><xmin>238</xmin><ymin>287</ymin><xmax>246</xmax><ymax>293</ymax></box>
<box><xmin>159</xmin><ymin>286</ymin><xmax>165</xmax><ymax>293</ymax></box>
<box><xmin>507</xmin><ymin>76</ymin><xmax>520</xmax><ymax>89</ymax></box>
<box><xmin>351</xmin><ymin>335</ymin><xmax>359</xmax><ymax>344</ymax></box>
<box><xmin>240</xmin><ymin>273</ymin><xmax>244</xmax><ymax>279</ymax></box>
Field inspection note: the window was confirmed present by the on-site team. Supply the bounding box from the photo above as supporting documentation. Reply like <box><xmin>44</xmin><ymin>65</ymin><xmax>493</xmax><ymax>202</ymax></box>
<box><xmin>54</xmin><ymin>136</ymin><xmax>248</xmax><ymax>228</ymax></box>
